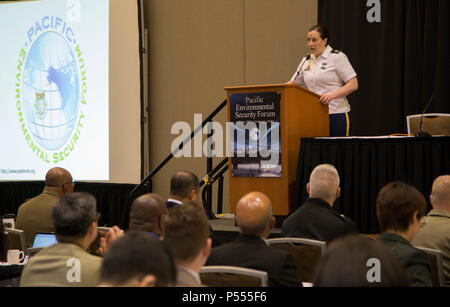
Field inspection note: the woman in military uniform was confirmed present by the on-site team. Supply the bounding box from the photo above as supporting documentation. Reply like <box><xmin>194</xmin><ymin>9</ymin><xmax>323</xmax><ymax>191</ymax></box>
<box><xmin>288</xmin><ymin>25</ymin><xmax>358</xmax><ymax>137</ymax></box>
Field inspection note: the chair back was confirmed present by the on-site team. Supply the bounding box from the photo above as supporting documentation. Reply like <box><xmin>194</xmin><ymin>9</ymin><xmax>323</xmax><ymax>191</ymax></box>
<box><xmin>414</xmin><ymin>246</ymin><xmax>445</xmax><ymax>287</ymax></box>
<box><xmin>406</xmin><ymin>113</ymin><xmax>450</xmax><ymax>135</ymax></box>
<box><xmin>266</xmin><ymin>237</ymin><xmax>326</xmax><ymax>283</ymax></box>
<box><xmin>200</xmin><ymin>265</ymin><xmax>268</xmax><ymax>287</ymax></box>
<box><xmin>3</xmin><ymin>228</ymin><xmax>26</xmax><ymax>253</ymax></box>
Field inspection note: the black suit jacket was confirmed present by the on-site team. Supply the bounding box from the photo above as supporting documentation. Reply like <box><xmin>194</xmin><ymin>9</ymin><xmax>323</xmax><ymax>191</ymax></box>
<box><xmin>206</xmin><ymin>234</ymin><xmax>302</xmax><ymax>287</ymax></box>
<box><xmin>377</xmin><ymin>233</ymin><xmax>432</xmax><ymax>287</ymax></box>
<box><xmin>281</xmin><ymin>198</ymin><xmax>358</xmax><ymax>243</ymax></box>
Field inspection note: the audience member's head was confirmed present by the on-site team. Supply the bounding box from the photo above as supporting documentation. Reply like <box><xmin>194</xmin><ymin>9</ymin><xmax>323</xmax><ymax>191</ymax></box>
<box><xmin>169</xmin><ymin>171</ymin><xmax>200</xmax><ymax>203</ymax></box>
<box><xmin>313</xmin><ymin>235</ymin><xmax>409</xmax><ymax>287</ymax></box>
<box><xmin>162</xmin><ymin>202</ymin><xmax>211</xmax><ymax>271</ymax></box>
<box><xmin>45</xmin><ymin>167</ymin><xmax>74</xmax><ymax>195</ymax></box>
<box><xmin>376</xmin><ymin>182</ymin><xmax>427</xmax><ymax>241</ymax></box>
<box><xmin>129</xmin><ymin>193</ymin><xmax>167</xmax><ymax>236</ymax></box>
<box><xmin>235</xmin><ymin>192</ymin><xmax>275</xmax><ymax>238</ymax></box>
<box><xmin>430</xmin><ymin>175</ymin><xmax>450</xmax><ymax>211</ymax></box>
<box><xmin>307</xmin><ymin>164</ymin><xmax>340</xmax><ymax>206</ymax></box>
<box><xmin>52</xmin><ymin>192</ymin><xmax>99</xmax><ymax>249</ymax></box>
<box><xmin>99</xmin><ymin>231</ymin><xmax>176</xmax><ymax>287</ymax></box>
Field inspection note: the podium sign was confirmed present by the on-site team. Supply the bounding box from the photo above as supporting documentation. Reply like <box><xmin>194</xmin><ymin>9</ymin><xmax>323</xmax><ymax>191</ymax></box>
<box><xmin>225</xmin><ymin>84</ymin><xmax>328</xmax><ymax>215</ymax></box>
<box><xmin>229</xmin><ymin>92</ymin><xmax>281</xmax><ymax>178</ymax></box>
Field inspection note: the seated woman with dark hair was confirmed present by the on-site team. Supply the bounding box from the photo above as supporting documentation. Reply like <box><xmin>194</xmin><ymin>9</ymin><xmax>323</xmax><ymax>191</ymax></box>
<box><xmin>376</xmin><ymin>182</ymin><xmax>432</xmax><ymax>287</ymax></box>
<box><xmin>313</xmin><ymin>235</ymin><xmax>409</xmax><ymax>287</ymax></box>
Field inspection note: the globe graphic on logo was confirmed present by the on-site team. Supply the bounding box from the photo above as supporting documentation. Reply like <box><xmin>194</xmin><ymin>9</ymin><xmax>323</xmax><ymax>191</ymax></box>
<box><xmin>249</xmin><ymin>127</ymin><xmax>260</xmax><ymax>142</ymax></box>
<box><xmin>22</xmin><ymin>31</ymin><xmax>79</xmax><ymax>150</ymax></box>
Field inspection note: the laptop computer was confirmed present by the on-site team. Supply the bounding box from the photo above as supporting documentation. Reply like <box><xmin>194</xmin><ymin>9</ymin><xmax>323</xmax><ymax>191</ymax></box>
<box><xmin>32</xmin><ymin>233</ymin><xmax>57</xmax><ymax>248</ymax></box>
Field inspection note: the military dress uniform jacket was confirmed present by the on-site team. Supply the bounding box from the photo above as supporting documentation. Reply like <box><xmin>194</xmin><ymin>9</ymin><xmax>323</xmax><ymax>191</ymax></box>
<box><xmin>281</xmin><ymin>198</ymin><xmax>358</xmax><ymax>243</ymax></box>
<box><xmin>412</xmin><ymin>209</ymin><xmax>450</xmax><ymax>286</ymax></box>
<box><xmin>206</xmin><ymin>234</ymin><xmax>301</xmax><ymax>287</ymax></box>
<box><xmin>378</xmin><ymin>233</ymin><xmax>432</xmax><ymax>287</ymax></box>
<box><xmin>20</xmin><ymin>243</ymin><xmax>102</xmax><ymax>287</ymax></box>
<box><xmin>15</xmin><ymin>187</ymin><xmax>59</xmax><ymax>247</ymax></box>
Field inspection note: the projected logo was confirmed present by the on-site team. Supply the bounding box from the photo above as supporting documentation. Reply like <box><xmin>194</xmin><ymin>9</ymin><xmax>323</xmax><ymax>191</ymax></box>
<box><xmin>24</xmin><ymin>31</ymin><xmax>79</xmax><ymax>150</ymax></box>
<box><xmin>16</xmin><ymin>16</ymin><xmax>87</xmax><ymax>163</ymax></box>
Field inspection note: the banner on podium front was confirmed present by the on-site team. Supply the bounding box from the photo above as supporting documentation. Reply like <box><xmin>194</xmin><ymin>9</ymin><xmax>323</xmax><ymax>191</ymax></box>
<box><xmin>229</xmin><ymin>92</ymin><xmax>281</xmax><ymax>177</ymax></box>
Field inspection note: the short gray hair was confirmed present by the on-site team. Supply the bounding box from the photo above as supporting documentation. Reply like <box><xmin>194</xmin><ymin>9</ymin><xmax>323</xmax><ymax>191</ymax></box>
<box><xmin>309</xmin><ymin>164</ymin><xmax>340</xmax><ymax>201</ymax></box>
<box><xmin>52</xmin><ymin>192</ymin><xmax>98</xmax><ymax>237</ymax></box>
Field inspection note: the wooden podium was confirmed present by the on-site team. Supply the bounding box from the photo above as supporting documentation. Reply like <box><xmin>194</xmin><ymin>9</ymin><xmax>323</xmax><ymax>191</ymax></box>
<box><xmin>225</xmin><ymin>84</ymin><xmax>329</xmax><ymax>216</ymax></box>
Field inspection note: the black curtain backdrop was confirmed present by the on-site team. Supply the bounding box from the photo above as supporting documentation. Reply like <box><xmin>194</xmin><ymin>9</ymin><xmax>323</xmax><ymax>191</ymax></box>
<box><xmin>0</xmin><ymin>182</ymin><xmax>137</xmax><ymax>230</ymax></box>
<box><xmin>294</xmin><ymin>137</ymin><xmax>450</xmax><ymax>234</ymax></box>
<box><xmin>318</xmin><ymin>0</ymin><xmax>449</xmax><ymax>136</ymax></box>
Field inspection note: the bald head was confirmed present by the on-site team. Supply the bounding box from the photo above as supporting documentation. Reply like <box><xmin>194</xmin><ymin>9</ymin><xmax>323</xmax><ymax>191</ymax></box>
<box><xmin>129</xmin><ymin>193</ymin><xmax>167</xmax><ymax>235</ymax></box>
<box><xmin>45</xmin><ymin>167</ymin><xmax>72</xmax><ymax>186</ymax></box>
<box><xmin>430</xmin><ymin>175</ymin><xmax>450</xmax><ymax>210</ymax></box>
<box><xmin>236</xmin><ymin>192</ymin><xmax>274</xmax><ymax>237</ymax></box>
<box><xmin>308</xmin><ymin>164</ymin><xmax>340</xmax><ymax>205</ymax></box>
<box><xmin>45</xmin><ymin>167</ymin><xmax>73</xmax><ymax>195</ymax></box>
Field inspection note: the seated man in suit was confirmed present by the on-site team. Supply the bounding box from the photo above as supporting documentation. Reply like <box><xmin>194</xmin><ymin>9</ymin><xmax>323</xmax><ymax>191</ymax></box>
<box><xmin>281</xmin><ymin>164</ymin><xmax>358</xmax><ymax>243</ymax></box>
<box><xmin>166</xmin><ymin>171</ymin><xmax>200</xmax><ymax>209</ymax></box>
<box><xmin>162</xmin><ymin>202</ymin><xmax>211</xmax><ymax>287</ymax></box>
<box><xmin>376</xmin><ymin>182</ymin><xmax>432</xmax><ymax>287</ymax></box>
<box><xmin>16</xmin><ymin>167</ymin><xmax>74</xmax><ymax>247</ymax></box>
<box><xmin>206</xmin><ymin>192</ymin><xmax>301</xmax><ymax>287</ymax></box>
<box><xmin>98</xmin><ymin>231</ymin><xmax>176</xmax><ymax>287</ymax></box>
<box><xmin>20</xmin><ymin>192</ymin><xmax>123</xmax><ymax>287</ymax></box>
<box><xmin>129</xmin><ymin>193</ymin><xmax>167</xmax><ymax>239</ymax></box>
<box><xmin>412</xmin><ymin>175</ymin><xmax>450</xmax><ymax>286</ymax></box>
<box><xmin>166</xmin><ymin>170</ymin><xmax>222</xmax><ymax>247</ymax></box>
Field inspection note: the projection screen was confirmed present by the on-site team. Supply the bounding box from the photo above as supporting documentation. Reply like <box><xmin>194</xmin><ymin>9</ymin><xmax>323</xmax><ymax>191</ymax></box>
<box><xmin>0</xmin><ymin>0</ymin><xmax>142</xmax><ymax>184</ymax></box>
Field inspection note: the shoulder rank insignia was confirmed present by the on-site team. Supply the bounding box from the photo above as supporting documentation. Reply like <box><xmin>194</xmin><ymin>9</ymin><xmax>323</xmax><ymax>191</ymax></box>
<box><xmin>331</xmin><ymin>49</ymin><xmax>341</xmax><ymax>54</ymax></box>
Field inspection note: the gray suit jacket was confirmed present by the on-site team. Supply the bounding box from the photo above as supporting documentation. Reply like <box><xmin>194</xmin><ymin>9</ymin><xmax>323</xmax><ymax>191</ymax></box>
<box><xmin>20</xmin><ymin>243</ymin><xmax>102</xmax><ymax>287</ymax></box>
<box><xmin>412</xmin><ymin>209</ymin><xmax>450</xmax><ymax>286</ymax></box>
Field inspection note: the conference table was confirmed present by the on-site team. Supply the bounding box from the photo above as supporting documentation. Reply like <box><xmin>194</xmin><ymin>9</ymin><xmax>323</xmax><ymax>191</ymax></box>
<box><xmin>294</xmin><ymin>136</ymin><xmax>450</xmax><ymax>234</ymax></box>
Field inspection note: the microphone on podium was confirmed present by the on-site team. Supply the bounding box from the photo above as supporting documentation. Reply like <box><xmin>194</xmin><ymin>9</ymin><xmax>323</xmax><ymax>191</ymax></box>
<box><xmin>415</xmin><ymin>92</ymin><xmax>436</xmax><ymax>138</ymax></box>
<box><xmin>293</xmin><ymin>54</ymin><xmax>311</xmax><ymax>83</ymax></box>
